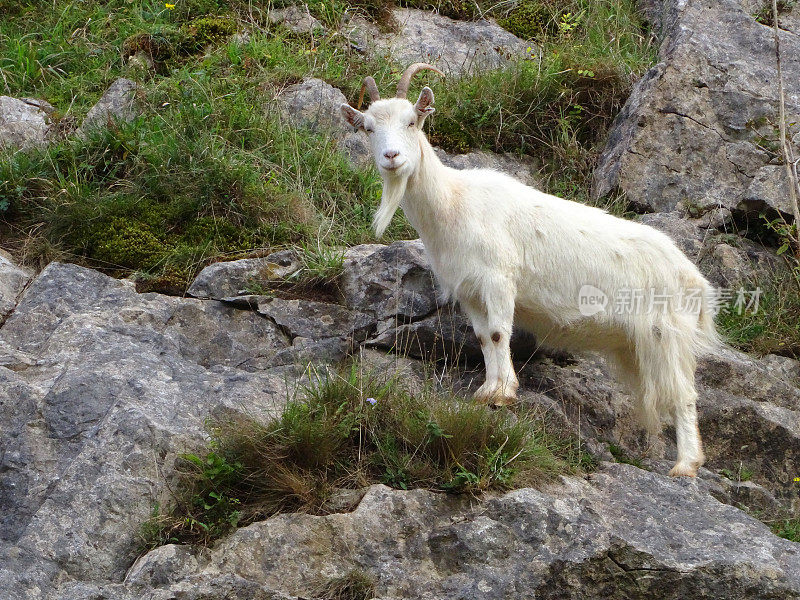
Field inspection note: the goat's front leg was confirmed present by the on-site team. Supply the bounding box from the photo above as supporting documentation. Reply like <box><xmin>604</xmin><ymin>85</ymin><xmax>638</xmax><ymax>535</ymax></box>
<box><xmin>462</xmin><ymin>287</ymin><xmax>519</xmax><ymax>406</ymax></box>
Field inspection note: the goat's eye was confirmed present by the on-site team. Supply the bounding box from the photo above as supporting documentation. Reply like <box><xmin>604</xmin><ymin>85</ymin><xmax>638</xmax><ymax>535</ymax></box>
<box><xmin>408</xmin><ymin>121</ymin><xmax>416</xmax><ymax>128</ymax></box>
<box><xmin>365</xmin><ymin>127</ymin><xmax>374</xmax><ymax>133</ymax></box>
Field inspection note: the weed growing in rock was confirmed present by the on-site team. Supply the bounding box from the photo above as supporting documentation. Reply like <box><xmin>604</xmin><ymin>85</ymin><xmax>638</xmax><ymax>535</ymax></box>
<box><xmin>313</xmin><ymin>569</ymin><xmax>376</xmax><ymax>600</ymax></box>
<box><xmin>771</xmin><ymin>517</ymin><xmax>800</xmax><ymax>543</ymax></box>
<box><xmin>291</xmin><ymin>242</ymin><xmax>346</xmax><ymax>286</ymax></box>
<box><xmin>139</xmin><ymin>361</ymin><xmax>586</xmax><ymax>548</ymax></box>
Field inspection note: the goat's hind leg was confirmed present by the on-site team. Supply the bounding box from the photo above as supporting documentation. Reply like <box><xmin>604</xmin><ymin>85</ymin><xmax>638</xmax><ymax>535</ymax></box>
<box><xmin>668</xmin><ymin>382</ymin><xmax>704</xmax><ymax>477</ymax></box>
<box><xmin>635</xmin><ymin>336</ymin><xmax>704</xmax><ymax>477</ymax></box>
<box><xmin>662</xmin><ymin>349</ymin><xmax>704</xmax><ymax>477</ymax></box>
<box><xmin>461</xmin><ymin>286</ymin><xmax>518</xmax><ymax>406</ymax></box>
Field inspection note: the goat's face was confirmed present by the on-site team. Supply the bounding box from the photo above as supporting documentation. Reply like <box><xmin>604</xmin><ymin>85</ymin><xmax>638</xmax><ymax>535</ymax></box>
<box><xmin>340</xmin><ymin>87</ymin><xmax>436</xmax><ymax>179</ymax></box>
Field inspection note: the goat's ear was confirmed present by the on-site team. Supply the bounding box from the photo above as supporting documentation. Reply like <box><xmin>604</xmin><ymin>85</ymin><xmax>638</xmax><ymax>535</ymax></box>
<box><xmin>340</xmin><ymin>103</ymin><xmax>365</xmax><ymax>131</ymax></box>
<box><xmin>414</xmin><ymin>87</ymin><xmax>435</xmax><ymax>119</ymax></box>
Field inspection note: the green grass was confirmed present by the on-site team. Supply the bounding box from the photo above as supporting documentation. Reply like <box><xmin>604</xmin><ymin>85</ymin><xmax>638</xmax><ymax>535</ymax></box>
<box><xmin>429</xmin><ymin>0</ymin><xmax>656</xmax><ymax>204</ymax></box>
<box><xmin>1</xmin><ymin>0</ymin><xmax>656</xmax><ymax>291</ymax></box>
<box><xmin>0</xmin><ymin>18</ymin><xmax>408</xmax><ymax>287</ymax></box>
<box><xmin>717</xmin><ymin>267</ymin><xmax>800</xmax><ymax>358</ymax></box>
<box><xmin>290</xmin><ymin>242</ymin><xmax>346</xmax><ymax>287</ymax></box>
<box><xmin>139</xmin><ymin>361</ymin><xmax>590</xmax><ymax>548</ymax></box>
<box><xmin>771</xmin><ymin>518</ymin><xmax>800</xmax><ymax>543</ymax></box>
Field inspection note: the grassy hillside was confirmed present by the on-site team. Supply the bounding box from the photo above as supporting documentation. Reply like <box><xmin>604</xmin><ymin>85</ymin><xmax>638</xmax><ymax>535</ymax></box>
<box><xmin>0</xmin><ymin>0</ymin><xmax>655</xmax><ymax>291</ymax></box>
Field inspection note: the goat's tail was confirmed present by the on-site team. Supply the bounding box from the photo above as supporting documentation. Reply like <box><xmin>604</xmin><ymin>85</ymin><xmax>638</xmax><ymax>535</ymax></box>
<box><xmin>693</xmin><ymin>276</ymin><xmax>722</xmax><ymax>355</ymax></box>
<box><xmin>630</xmin><ymin>274</ymin><xmax>721</xmax><ymax>434</ymax></box>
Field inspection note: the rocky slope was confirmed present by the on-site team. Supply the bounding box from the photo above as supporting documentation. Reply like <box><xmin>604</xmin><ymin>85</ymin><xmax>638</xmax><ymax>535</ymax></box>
<box><xmin>1</xmin><ymin>237</ymin><xmax>798</xmax><ymax>599</ymax></box>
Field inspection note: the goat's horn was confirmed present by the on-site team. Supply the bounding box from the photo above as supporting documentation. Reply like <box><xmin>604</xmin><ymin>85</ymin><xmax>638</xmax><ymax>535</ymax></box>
<box><xmin>358</xmin><ymin>76</ymin><xmax>380</xmax><ymax>108</ymax></box>
<box><xmin>395</xmin><ymin>63</ymin><xmax>445</xmax><ymax>99</ymax></box>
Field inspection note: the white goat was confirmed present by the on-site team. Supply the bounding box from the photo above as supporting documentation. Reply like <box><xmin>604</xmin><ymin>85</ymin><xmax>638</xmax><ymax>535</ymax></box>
<box><xmin>341</xmin><ymin>63</ymin><xmax>720</xmax><ymax>477</ymax></box>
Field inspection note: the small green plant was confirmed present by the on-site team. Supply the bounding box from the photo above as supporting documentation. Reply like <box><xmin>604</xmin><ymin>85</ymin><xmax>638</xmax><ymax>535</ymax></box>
<box><xmin>607</xmin><ymin>442</ymin><xmax>646</xmax><ymax>470</ymax></box>
<box><xmin>138</xmin><ymin>504</ymin><xmax>179</xmax><ymax>550</ymax></box>
<box><xmin>291</xmin><ymin>242</ymin><xmax>346</xmax><ymax>286</ymax></box>
<box><xmin>557</xmin><ymin>10</ymin><xmax>583</xmax><ymax>36</ymax></box>
<box><xmin>771</xmin><ymin>518</ymin><xmax>800</xmax><ymax>543</ymax></box>
<box><xmin>761</xmin><ymin>215</ymin><xmax>797</xmax><ymax>256</ymax></box>
<box><xmin>139</xmin><ymin>360</ymin><xmax>588</xmax><ymax>548</ymax></box>
<box><xmin>241</xmin><ymin>277</ymin><xmax>274</xmax><ymax>296</ymax></box>
<box><xmin>753</xmin><ymin>0</ymin><xmax>797</xmax><ymax>26</ymax></box>
<box><xmin>720</xmin><ymin>463</ymin><xmax>754</xmax><ymax>483</ymax></box>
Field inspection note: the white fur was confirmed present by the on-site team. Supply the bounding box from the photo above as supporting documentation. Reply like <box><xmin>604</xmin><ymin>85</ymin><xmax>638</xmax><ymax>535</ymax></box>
<box><xmin>341</xmin><ymin>89</ymin><xmax>720</xmax><ymax>477</ymax></box>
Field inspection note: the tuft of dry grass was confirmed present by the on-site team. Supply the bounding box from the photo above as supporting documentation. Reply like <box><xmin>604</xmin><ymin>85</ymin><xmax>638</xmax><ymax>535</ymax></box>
<box><xmin>314</xmin><ymin>569</ymin><xmax>376</xmax><ymax>600</ymax></box>
<box><xmin>139</xmin><ymin>360</ymin><xmax>589</xmax><ymax>549</ymax></box>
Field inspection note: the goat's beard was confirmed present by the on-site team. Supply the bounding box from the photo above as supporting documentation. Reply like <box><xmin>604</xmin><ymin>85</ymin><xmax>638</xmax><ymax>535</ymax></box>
<box><xmin>373</xmin><ymin>173</ymin><xmax>408</xmax><ymax>237</ymax></box>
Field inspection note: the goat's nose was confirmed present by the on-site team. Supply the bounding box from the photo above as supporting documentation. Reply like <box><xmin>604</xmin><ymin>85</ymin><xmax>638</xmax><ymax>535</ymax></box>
<box><xmin>383</xmin><ymin>150</ymin><xmax>399</xmax><ymax>160</ymax></box>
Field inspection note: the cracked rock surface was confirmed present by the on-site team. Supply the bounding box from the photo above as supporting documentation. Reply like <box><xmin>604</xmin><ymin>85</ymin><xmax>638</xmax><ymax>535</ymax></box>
<box><xmin>593</xmin><ymin>0</ymin><xmax>800</xmax><ymax>220</ymax></box>
<box><xmin>52</xmin><ymin>467</ymin><xmax>800</xmax><ymax>599</ymax></box>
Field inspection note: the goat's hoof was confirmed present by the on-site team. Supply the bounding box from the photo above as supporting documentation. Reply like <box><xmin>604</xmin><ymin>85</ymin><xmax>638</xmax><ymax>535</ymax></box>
<box><xmin>491</xmin><ymin>395</ymin><xmax>517</xmax><ymax>407</ymax></box>
<box><xmin>668</xmin><ymin>462</ymin><xmax>699</xmax><ymax>477</ymax></box>
<box><xmin>473</xmin><ymin>387</ymin><xmax>498</xmax><ymax>404</ymax></box>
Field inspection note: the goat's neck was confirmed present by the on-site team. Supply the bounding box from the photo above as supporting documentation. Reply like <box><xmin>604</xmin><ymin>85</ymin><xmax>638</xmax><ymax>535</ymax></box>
<box><xmin>400</xmin><ymin>134</ymin><xmax>457</xmax><ymax>242</ymax></box>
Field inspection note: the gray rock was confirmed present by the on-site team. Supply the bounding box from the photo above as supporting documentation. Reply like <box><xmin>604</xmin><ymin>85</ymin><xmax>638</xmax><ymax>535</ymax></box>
<box><xmin>510</xmin><ymin>336</ymin><xmax>800</xmax><ymax>515</ymax></box>
<box><xmin>341</xmin><ymin>239</ymin><xmax>438</xmax><ymax>322</ymax></box>
<box><xmin>256</xmin><ymin>296</ymin><xmax>374</xmax><ymax>341</ymax></box>
<box><xmin>78</xmin><ymin>78</ymin><xmax>139</xmax><ymax>135</ymax></box>
<box><xmin>357</xmin><ymin>347</ymin><xmax>428</xmax><ymax>396</ymax></box>
<box><xmin>434</xmin><ymin>147</ymin><xmax>541</xmax><ymax>187</ymax></box>
<box><xmin>702</xmin><ymin>466</ymin><xmax>783</xmax><ymax>517</ymax></box>
<box><xmin>375</xmin><ymin>9</ymin><xmax>532</xmax><ymax>76</ymax></box>
<box><xmin>638</xmin><ymin>212</ymin><xmax>786</xmax><ymax>287</ymax></box>
<box><xmin>592</xmin><ymin>0</ymin><xmax>800</xmax><ymax>221</ymax></box>
<box><xmin>2</xmin><ymin>242</ymin><xmax>800</xmax><ymax>599</ymax></box>
<box><xmin>0</xmin><ymin>251</ymin><xmax>32</xmax><ymax>324</ymax></box>
<box><xmin>268</xmin><ymin>4</ymin><xmax>325</xmax><ymax>35</ymax></box>
<box><xmin>339</xmin><ymin>13</ymin><xmax>378</xmax><ymax>53</ymax></box>
<box><xmin>759</xmin><ymin>353</ymin><xmax>800</xmax><ymax>388</ymax></box>
<box><xmin>277</xmin><ymin>77</ymin><xmax>371</xmax><ymax>166</ymax></box>
<box><xmin>0</xmin><ymin>96</ymin><xmax>52</xmax><ymax>149</ymax></box>
<box><xmin>124</xmin><ymin>50</ymin><xmax>155</xmax><ymax>74</ymax></box>
<box><xmin>231</xmin><ymin>31</ymin><xmax>251</xmax><ymax>45</ymax></box>
<box><xmin>75</xmin><ymin>467</ymin><xmax>800</xmax><ymax>598</ymax></box>
<box><xmin>187</xmin><ymin>249</ymin><xmax>301</xmax><ymax>300</ymax></box>
<box><xmin>744</xmin><ymin>164</ymin><xmax>800</xmax><ymax>217</ymax></box>
<box><xmin>0</xmin><ymin>263</ymin><xmax>292</xmax><ymax>598</ymax></box>
<box><xmin>368</xmin><ymin>303</ymin><xmax>482</xmax><ymax>360</ymax></box>
<box><xmin>695</xmin><ymin>347</ymin><xmax>800</xmax><ymax>512</ymax></box>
